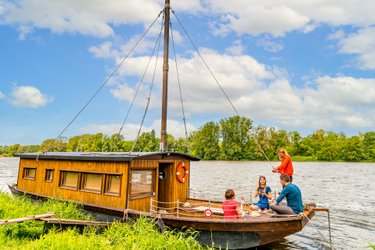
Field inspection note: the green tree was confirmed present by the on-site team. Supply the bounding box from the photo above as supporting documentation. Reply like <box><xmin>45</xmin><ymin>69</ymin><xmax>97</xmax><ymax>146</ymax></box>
<box><xmin>169</xmin><ymin>137</ymin><xmax>189</xmax><ymax>154</ymax></box>
<box><xmin>299</xmin><ymin>129</ymin><xmax>326</xmax><ymax>156</ymax></box>
<box><xmin>316</xmin><ymin>132</ymin><xmax>345</xmax><ymax>161</ymax></box>
<box><xmin>363</xmin><ymin>132</ymin><xmax>375</xmax><ymax>160</ymax></box>
<box><xmin>102</xmin><ymin>134</ymin><xmax>125</xmax><ymax>152</ymax></box>
<box><xmin>132</xmin><ymin>130</ymin><xmax>159</xmax><ymax>152</ymax></box>
<box><xmin>220</xmin><ymin>116</ymin><xmax>253</xmax><ymax>160</ymax></box>
<box><xmin>288</xmin><ymin>131</ymin><xmax>302</xmax><ymax>156</ymax></box>
<box><xmin>40</xmin><ymin>139</ymin><xmax>67</xmax><ymax>152</ymax></box>
<box><xmin>341</xmin><ymin>135</ymin><xmax>364</xmax><ymax>161</ymax></box>
<box><xmin>190</xmin><ymin>121</ymin><xmax>220</xmax><ymax>160</ymax></box>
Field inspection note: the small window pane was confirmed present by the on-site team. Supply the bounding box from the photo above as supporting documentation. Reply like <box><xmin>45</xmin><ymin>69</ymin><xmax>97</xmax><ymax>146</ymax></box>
<box><xmin>105</xmin><ymin>175</ymin><xmax>121</xmax><ymax>195</ymax></box>
<box><xmin>130</xmin><ymin>170</ymin><xmax>155</xmax><ymax>197</ymax></box>
<box><xmin>60</xmin><ymin>171</ymin><xmax>79</xmax><ymax>189</ymax></box>
<box><xmin>45</xmin><ymin>169</ymin><xmax>54</xmax><ymax>182</ymax></box>
<box><xmin>82</xmin><ymin>173</ymin><xmax>102</xmax><ymax>192</ymax></box>
<box><xmin>23</xmin><ymin>168</ymin><xmax>36</xmax><ymax>180</ymax></box>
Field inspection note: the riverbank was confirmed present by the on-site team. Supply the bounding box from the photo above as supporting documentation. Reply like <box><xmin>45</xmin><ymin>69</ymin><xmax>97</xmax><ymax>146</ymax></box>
<box><xmin>0</xmin><ymin>193</ymin><xmax>206</xmax><ymax>249</ymax></box>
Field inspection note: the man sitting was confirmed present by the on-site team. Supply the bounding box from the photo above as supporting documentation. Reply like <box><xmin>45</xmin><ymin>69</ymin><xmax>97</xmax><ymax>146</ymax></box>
<box><xmin>270</xmin><ymin>174</ymin><xmax>304</xmax><ymax>214</ymax></box>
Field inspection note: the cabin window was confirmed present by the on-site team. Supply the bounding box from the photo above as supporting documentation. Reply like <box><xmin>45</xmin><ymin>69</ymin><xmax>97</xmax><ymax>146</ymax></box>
<box><xmin>130</xmin><ymin>170</ymin><xmax>155</xmax><ymax>198</ymax></box>
<box><xmin>45</xmin><ymin>169</ymin><xmax>54</xmax><ymax>182</ymax></box>
<box><xmin>60</xmin><ymin>171</ymin><xmax>79</xmax><ymax>189</ymax></box>
<box><xmin>105</xmin><ymin>174</ymin><xmax>121</xmax><ymax>195</ymax></box>
<box><xmin>23</xmin><ymin>168</ymin><xmax>36</xmax><ymax>180</ymax></box>
<box><xmin>81</xmin><ymin>173</ymin><xmax>103</xmax><ymax>193</ymax></box>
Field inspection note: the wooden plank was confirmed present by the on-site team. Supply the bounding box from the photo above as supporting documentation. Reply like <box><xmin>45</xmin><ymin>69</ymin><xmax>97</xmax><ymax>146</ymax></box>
<box><xmin>312</xmin><ymin>207</ymin><xmax>329</xmax><ymax>212</ymax></box>
<box><xmin>41</xmin><ymin>218</ymin><xmax>112</xmax><ymax>227</ymax></box>
<box><xmin>0</xmin><ymin>212</ymin><xmax>55</xmax><ymax>225</ymax></box>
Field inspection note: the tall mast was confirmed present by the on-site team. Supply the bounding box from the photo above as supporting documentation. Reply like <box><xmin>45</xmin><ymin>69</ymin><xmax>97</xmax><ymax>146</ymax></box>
<box><xmin>160</xmin><ymin>0</ymin><xmax>170</xmax><ymax>151</ymax></box>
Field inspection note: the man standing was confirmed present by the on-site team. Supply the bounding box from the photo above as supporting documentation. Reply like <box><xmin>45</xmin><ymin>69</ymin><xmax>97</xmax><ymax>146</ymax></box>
<box><xmin>270</xmin><ymin>174</ymin><xmax>304</xmax><ymax>214</ymax></box>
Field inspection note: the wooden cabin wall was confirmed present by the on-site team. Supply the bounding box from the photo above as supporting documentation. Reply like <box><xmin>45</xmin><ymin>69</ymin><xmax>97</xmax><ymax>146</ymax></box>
<box><xmin>17</xmin><ymin>159</ymin><xmax>128</xmax><ymax>210</ymax></box>
<box><xmin>172</xmin><ymin>160</ymin><xmax>189</xmax><ymax>204</ymax></box>
<box><xmin>127</xmin><ymin>159</ymin><xmax>158</xmax><ymax>211</ymax></box>
<box><xmin>127</xmin><ymin>159</ymin><xmax>190</xmax><ymax>212</ymax></box>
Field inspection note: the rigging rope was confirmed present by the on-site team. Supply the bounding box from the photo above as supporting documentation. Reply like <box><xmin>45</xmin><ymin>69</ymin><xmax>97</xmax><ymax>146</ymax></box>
<box><xmin>171</xmin><ymin>9</ymin><xmax>239</xmax><ymax>116</ymax></box>
<box><xmin>171</xmin><ymin>8</ymin><xmax>273</xmax><ymax>163</ymax></box>
<box><xmin>170</xmin><ymin>21</ymin><xmax>188</xmax><ymax>139</ymax></box>
<box><xmin>42</xmin><ymin>10</ymin><xmax>164</xmax><ymax>154</ymax></box>
<box><xmin>130</xmin><ymin>21</ymin><xmax>163</xmax><ymax>153</ymax></box>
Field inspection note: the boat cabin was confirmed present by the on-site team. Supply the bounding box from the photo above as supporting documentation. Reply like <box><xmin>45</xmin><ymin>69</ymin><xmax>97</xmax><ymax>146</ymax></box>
<box><xmin>14</xmin><ymin>152</ymin><xmax>199</xmax><ymax>216</ymax></box>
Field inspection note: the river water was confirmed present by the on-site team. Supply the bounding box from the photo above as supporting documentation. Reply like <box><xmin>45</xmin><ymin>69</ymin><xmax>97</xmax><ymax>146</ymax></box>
<box><xmin>1</xmin><ymin>158</ymin><xmax>374</xmax><ymax>249</ymax></box>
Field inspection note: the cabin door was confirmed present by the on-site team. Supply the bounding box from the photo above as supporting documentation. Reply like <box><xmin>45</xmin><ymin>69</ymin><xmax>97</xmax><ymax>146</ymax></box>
<box><xmin>157</xmin><ymin>162</ymin><xmax>174</xmax><ymax>210</ymax></box>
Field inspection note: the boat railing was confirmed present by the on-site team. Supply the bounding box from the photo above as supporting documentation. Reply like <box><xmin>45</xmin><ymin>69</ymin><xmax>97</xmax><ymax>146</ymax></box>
<box><xmin>150</xmin><ymin>198</ymin><xmax>252</xmax><ymax>219</ymax></box>
<box><xmin>188</xmin><ymin>186</ymin><xmax>255</xmax><ymax>204</ymax></box>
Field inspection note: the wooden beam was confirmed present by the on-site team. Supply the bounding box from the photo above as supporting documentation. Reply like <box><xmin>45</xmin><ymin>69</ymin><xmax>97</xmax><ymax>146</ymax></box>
<box><xmin>0</xmin><ymin>212</ymin><xmax>55</xmax><ymax>225</ymax></box>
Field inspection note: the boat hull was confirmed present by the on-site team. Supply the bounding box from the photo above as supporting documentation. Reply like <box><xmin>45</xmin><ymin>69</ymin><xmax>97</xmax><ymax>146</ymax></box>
<box><xmin>125</xmin><ymin>208</ymin><xmax>310</xmax><ymax>248</ymax></box>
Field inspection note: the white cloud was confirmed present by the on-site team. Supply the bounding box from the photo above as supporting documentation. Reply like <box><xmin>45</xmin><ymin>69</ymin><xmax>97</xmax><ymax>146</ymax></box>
<box><xmin>10</xmin><ymin>86</ymin><xmax>52</xmax><ymax>108</ymax></box>
<box><xmin>225</xmin><ymin>40</ymin><xmax>245</xmax><ymax>55</ymax></box>
<box><xmin>79</xmin><ymin>119</ymin><xmax>196</xmax><ymax>140</ymax></box>
<box><xmin>206</xmin><ymin>1</ymin><xmax>375</xmax><ymax>37</ymax></box>
<box><xmin>0</xmin><ymin>0</ymin><xmax>163</xmax><ymax>38</ymax></box>
<box><xmin>256</xmin><ymin>36</ymin><xmax>284</xmax><ymax>52</ymax></box>
<box><xmin>336</xmin><ymin>27</ymin><xmax>375</xmax><ymax>70</ymax></box>
<box><xmin>0</xmin><ymin>91</ymin><xmax>5</xmax><ymax>99</ymax></box>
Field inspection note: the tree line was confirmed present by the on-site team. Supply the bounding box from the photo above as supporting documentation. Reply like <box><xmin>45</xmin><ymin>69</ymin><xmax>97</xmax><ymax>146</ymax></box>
<box><xmin>1</xmin><ymin>116</ymin><xmax>375</xmax><ymax>162</ymax></box>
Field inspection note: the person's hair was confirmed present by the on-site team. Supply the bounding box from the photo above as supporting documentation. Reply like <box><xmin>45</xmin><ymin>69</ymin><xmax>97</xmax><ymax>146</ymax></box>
<box><xmin>225</xmin><ymin>189</ymin><xmax>235</xmax><ymax>200</ymax></box>
<box><xmin>279</xmin><ymin>174</ymin><xmax>291</xmax><ymax>183</ymax></box>
<box><xmin>257</xmin><ymin>176</ymin><xmax>267</xmax><ymax>192</ymax></box>
<box><xmin>278</xmin><ymin>148</ymin><xmax>290</xmax><ymax>160</ymax></box>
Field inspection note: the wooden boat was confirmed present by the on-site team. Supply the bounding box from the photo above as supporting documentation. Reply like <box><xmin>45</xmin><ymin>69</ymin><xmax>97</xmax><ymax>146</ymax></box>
<box><xmin>9</xmin><ymin>0</ymin><xmax>325</xmax><ymax>248</ymax></box>
<box><xmin>8</xmin><ymin>151</ymin><xmax>318</xmax><ymax>249</ymax></box>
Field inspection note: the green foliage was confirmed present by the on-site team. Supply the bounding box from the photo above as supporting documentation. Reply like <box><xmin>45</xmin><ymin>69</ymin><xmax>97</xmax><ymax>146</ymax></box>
<box><xmin>0</xmin><ymin>193</ymin><xmax>206</xmax><ymax>250</ymax></box>
<box><xmin>363</xmin><ymin>132</ymin><xmax>375</xmax><ymax>160</ymax></box>
<box><xmin>2</xmin><ymin>115</ymin><xmax>375</xmax><ymax>162</ymax></box>
<box><xmin>40</xmin><ymin>138</ymin><xmax>67</xmax><ymax>152</ymax></box>
<box><xmin>368</xmin><ymin>243</ymin><xmax>375</xmax><ymax>249</ymax></box>
<box><xmin>190</xmin><ymin>121</ymin><xmax>220</xmax><ymax>160</ymax></box>
<box><xmin>0</xmin><ymin>192</ymin><xmax>92</xmax><ymax>243</ymax></box>
<box><xmin>132</xmin><ymin>130</ymin><xmax>160</xmax><ymax>152</ymax></box>
<box><xmin>220</xmin><ymin>116</ymin><xmax>254</xmax><ymax>160</ymax></box>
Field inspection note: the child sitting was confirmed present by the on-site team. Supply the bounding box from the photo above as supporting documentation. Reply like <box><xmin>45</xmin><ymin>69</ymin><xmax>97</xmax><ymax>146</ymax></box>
<box><xmin>222</xmin><ymin>189</ymin><xmax>242</xmax><ymax>219</ymax></box>
<box><xmin>251</xmin><ymin>176</ymin><xmax>272</xmax><ymax>211</ymax></box>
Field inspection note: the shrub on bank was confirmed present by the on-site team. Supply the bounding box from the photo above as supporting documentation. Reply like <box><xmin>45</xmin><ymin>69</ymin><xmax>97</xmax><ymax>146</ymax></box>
<box><xmin>0</xmin><ymin>193</ymin><xmax>207</xmax><ymax>249</ymax></box>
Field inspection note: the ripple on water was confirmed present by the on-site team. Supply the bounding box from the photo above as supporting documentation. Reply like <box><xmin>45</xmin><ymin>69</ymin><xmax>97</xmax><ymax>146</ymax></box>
<box><xmin>1</xmin><ymin>158</ymin><xmax>374</xmax><ymax>249</ymax></box>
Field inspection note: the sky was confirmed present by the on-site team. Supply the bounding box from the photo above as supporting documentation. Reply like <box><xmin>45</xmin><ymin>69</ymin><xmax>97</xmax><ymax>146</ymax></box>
<box><xmin>1</xmin><ymin>0</ymin><xmax>375</xmax><ymax>145</ymax></box>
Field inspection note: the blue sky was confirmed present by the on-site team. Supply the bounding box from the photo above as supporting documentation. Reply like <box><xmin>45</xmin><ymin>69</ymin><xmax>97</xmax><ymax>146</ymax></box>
<box><xmin>1</xmin><ymin>0</ymin><xmax>375</xmax><ymax>145</ymax></box>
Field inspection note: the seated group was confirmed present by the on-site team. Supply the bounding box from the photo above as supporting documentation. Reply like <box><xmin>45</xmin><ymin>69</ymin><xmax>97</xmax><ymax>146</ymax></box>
<box><xmin>222</xmin><ymin>174</ymin><xmax>304</xmax><ymax>219</ymax></box>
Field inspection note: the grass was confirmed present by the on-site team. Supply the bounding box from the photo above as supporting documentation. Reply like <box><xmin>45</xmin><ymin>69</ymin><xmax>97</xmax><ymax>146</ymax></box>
<box><xmin>0</xmin><ymin>192</ymin><xmax>208</xmax><ymax>249</ymax></box>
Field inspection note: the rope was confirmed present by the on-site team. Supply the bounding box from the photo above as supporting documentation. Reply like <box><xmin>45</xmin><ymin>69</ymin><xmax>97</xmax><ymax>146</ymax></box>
<box><xmin>129</xmin><ymin>20</ymin><xmax>163</xmax><ymax>153</ymax></box>
<box><xmin>302</xmin><ymin>213</ymin><xmax>335</xmax><ymax>250</ymax></box>
<box><xmin>171</xmin><ymin>8</ymin><xmax>238</xmax><ymax>116</ymax></box>
<box><xmin>170</xmin><ymin>21</ymin><xmax>188</xmax><ymax>139</ymax></box>
<box><xmin>171</xmin><ymin>8</ymin><xmax>273</xmax><ymax>164</ymax></box>
<box><xmin>46</xmin><ymin>9</ymin><xmax>164</xmax><ymax>155</ymax></box>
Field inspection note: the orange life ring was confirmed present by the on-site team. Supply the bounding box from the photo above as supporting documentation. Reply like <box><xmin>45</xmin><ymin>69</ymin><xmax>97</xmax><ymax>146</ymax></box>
<box><xmin>176</xmin><ymin>162</ymin><xmax>189</xmax><ymax>183</ymax></box>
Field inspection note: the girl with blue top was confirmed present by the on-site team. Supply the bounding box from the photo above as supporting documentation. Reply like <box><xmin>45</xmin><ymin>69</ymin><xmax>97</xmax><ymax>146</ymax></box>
<box><xmin>252</xmin><ymin>176</ymin><xmax>272</xmax><ymax>211</ymax></box>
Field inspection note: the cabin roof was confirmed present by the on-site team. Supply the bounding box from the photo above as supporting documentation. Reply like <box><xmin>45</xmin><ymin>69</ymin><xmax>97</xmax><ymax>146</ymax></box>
<box><xmin>15</xmin><ymin>151</ymin><xmax>200</xmax><ymax>162</ymax></box>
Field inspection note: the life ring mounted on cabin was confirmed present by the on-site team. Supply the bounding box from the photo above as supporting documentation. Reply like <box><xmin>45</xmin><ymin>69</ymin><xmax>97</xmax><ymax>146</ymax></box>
<box><xmin>176</xmin><ymin>162</ymin><xmax>189</xmax><ymax>183</ymax></box>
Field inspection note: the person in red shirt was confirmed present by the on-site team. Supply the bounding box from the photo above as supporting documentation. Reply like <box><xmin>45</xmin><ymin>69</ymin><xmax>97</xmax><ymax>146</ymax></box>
<box><xmin>222</xmin><ymin>189</ymin><xmax>241</xmax><ymax>219</ymax></box>
<box><xmin>272</xmin><ymin>148</ymin><xmax>294</xmax><ymax>182</ymax></box>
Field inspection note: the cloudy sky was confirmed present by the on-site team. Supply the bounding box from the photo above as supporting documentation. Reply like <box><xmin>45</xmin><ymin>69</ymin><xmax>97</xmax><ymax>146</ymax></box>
<box><xmin>1</xmin><ymin>0</ymin><xmax>375</xmax><ymax>145</ymax></box>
